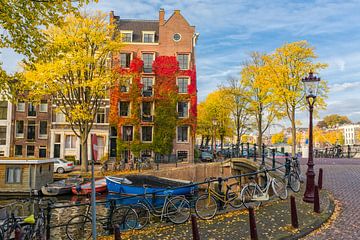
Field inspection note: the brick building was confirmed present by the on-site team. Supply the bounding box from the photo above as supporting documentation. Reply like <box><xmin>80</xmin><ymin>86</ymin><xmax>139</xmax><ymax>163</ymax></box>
<box><xmin>10</xmin><ymin>100</ymin><xmax>51</xmax><ymax>158</ymax></box>
<box><xmin>109</xmin><ymin>9</ymin><xmax>199</xmax><ymax>163</ymax></box>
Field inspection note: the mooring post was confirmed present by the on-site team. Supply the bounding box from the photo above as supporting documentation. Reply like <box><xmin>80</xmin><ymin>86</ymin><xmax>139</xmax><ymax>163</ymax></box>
<box><xmin>318</xmin><ymin>168</ymin><xmax>323</xmax><ymax>190</ymax></box>
<box><xmin>191</xmin><ymin>215</ymin><xmax>200</xmax><ymax>240</ymax></box>
<box><xmin>248</xmin><ymin>207</ymin><xmax>258</xmax><ymax>240</ymax></box>
<box><xmin>114</xmin><ymin>224</ymin><xmax>121</xmax><ymax>240</ymax></box>
<box><xmin>314</xmin><ymin>185</ymin><xmax>320</xmax><ymax>213</ymax></box>
<box><xmin>290</xmin><ymin>196</ymin><xmax>299</xmax><ymax>228</ymax></box>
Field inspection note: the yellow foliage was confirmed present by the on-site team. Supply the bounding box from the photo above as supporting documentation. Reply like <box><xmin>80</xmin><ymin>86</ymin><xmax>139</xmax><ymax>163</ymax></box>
<box><xmin>271</xmin><ymin>132</ymin><xmax>285</xmax><ymax>144</ymax></box>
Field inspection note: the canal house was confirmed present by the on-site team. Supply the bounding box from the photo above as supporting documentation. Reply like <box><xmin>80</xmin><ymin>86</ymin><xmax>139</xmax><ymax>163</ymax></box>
<box><xmin>0</xmin><ymin>158</ymin><xmax>55</xmax><ymax>195</ymax></box>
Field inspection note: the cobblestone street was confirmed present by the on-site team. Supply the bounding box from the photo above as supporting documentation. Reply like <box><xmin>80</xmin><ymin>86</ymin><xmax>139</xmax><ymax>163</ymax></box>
<box><xmin>302</xmin><ymin>158</ymin><xmax>360</xmax><ymax>239</ymax></box>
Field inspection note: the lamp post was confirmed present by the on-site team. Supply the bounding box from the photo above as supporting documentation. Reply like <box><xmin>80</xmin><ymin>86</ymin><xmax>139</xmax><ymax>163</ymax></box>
<box><xmin>302</xmin><ymin>72</ymin><xmax>321</xmax><ymax>203</ymax></box>
<box><xmin>126</xmin><ymin>128</ymin><xmax>132</xmax><ymax>169</ymax></box>
<box><xmin>212</xmin><ymin>118</ymin><xmax>217</xmax><ymax>159</ymax></box>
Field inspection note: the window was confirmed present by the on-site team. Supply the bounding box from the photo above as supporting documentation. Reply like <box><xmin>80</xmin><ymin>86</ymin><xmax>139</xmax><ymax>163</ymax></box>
<box><xmin>55</xmin><ymin>134</ymin><xmax>61</xmax><ymax>143</ymax></box>
<box><xmin>39</xmin><ymin>100</ymin><xmax>48</xmax><ymax>112</ymax></box>
<box><xmin>28</xmin><ymin>103</ymin><xmax>36</xmax><ymax>117</ymax></box>
<box><xmin>110</xmin><ymin>127</ymin><xmax>117</xmax><ymax>158</ymax></box>
<box><xmin>15</xmin><ymin>145</ymin><xmax>22</xmax><ymax>156</ymax></box>
<box><xmin>120</xmin><ymin>53</ymin><xmax>131</xmax><ymax>68</ymax></box>
<box><xmin>0</xmin><ymin>101</ymin><xmax>8</xmax><ymax>119</ymax></box>
<box><xmin>142</xmin><ymin>102</ymin><xmax>153</xmax><ymax>122</ymax></box>
<box><xmin>27</xmin><ymin>145</ymin><xmax>35</xmax><ymax>157</ymax></box>
<box><xmin>39</xmin><ymin>146</ymin><xmax>47</xmax><ymax>158</ymax></box>
<box><xmin>55</xmin><ymin>112</ymin><xmax>66</xmax><ymax>122</ymax></box>
<box><xmin>141</xmin><ymin>77</ymin><xmax>153</xmax><ymax>97</ymax></box>
<box><xmin>27</xmin><ymin>120</ymin><xmax>36</xmax><ymax>140</ymax></box>
<box><xmin>177</xmin><ymin>126</ymin><xmax>189</xmax><ymax>142</ymax></box>
<box><xmin>39</xmin><ymin>121</ymin><xmax>48</xmax><ymax>138</ymax></box>
<box><xmin>119</xmin><ymin>102</ymin><xmax>130</xmax><ymax>116</ymax></box>
<box><xmin>65</xmin><ymin>135</ymin><xmax>77</xmax><ymax>149</ymax></box>
<box><xmin>16</xmin><ymin>120</ymin><xmax>24</xmax><ymax>138</ymax></box>
<box><xmin>6</xmin><ymin>167</ymin><xmax>22</xmax><ymax>184</ymax></box>
<box><xmin>16</xmin><ymin>101</ymin><xmax>25</xmax><ymax>112</ymax></box>
<box><xmin>120</xmin><ymin>79</ymin><xmax>131</xmax><ymax>93</ymax></box>
<box><xmin>141</xmin><ymin>126</ymin><xmax>153</xmax><ymax>142</ymax></box>
<box><xmin>0</xmin><ymin>127</ymin><xmax>6</xmax><ymax>145</ymax></box>
<box><xmin>142</xmin><ymin>53</ymin><xmax>154</xmax><ymax>73</ymax></box>
<box><xmin>96</xmin><ymin>108</ymin><xmax>105</xmax><ymax>123</ymax></box>
<box><xmin>173</xmin><ymin>33</ymin><xmax>182</xmax><ymax>42</ymax></box>
<box><xmin>143</xmin><ymin>32</ymin><xmax>155</xmax><ymax>43</ymax></box>
<box><xmin>122</xmin><ymin>126</ymin><xmax>133</xmax><ymax>141</ymax></box>
<box><xmin>177</xmin><ymin>151</ymin><xmax>188</xmax><ymax>161</ymax></box>
<box><xmin>110</xmin><ymin>126</ymin><xmax>117</xmax><ymax>137</ymax></box>
<box><xmin>177</xmin><ymin>102</ymin><xmax>189</xmax><ymax>118</ymax></box>
<box><xmin>177</xmin><ymin>54</ymin><xmax>189</xmax><ymax>70</ymax></box>
<box><xmin>121</xmin><ymin>31</ymin><xmax>132</xmax><ymax>42</ymax></box>
<box><xmin>177</xmin><ymin>78</ymin><xmax>189</xmax><ymax>93</ymax></box>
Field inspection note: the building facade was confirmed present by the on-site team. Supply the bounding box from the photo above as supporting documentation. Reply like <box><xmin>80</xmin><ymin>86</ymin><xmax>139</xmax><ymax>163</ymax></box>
<box><xmin>0</xmin><ymin>98</ymin><xmax>12</xmax><ymax>157</ymax></box>
<box><xmin>109</xmin><ymin>9</ymin><xmax>198</xmax><ymax>163</ymax></box>
<box><xmin>339</xmin><ymin>124</ymin><xmax>360</xmax><ymax>145</ymax></box>
<box><xmin>10</xmin><ymin>100</ymin><xmax>51</xmax><ymax>158</ymax></box>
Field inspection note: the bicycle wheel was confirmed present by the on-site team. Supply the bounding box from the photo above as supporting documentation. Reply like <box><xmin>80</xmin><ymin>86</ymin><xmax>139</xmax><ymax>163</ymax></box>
<box><xmin>66</xmin><ymin>214</ymin><xmax>92</xmax><ymax>240</ymax></box>
<box><xmin>228</xmin><ymin>185</ymin><xmax>244</xmax><ymax>209</ymax></box>
<box><xmin>289</xmin><ymin>172</ymin><xmax>301</xmax><ymax>193</ymax></box>
<box><xmin>111</xmin><ymin>206</ymin><xmax>138</xmax><ymax>231</ymax></box>
<box><xmin>240</xmin><ymin>185</ymin><xmax>262</xmax><ymax>209</ymax></box>
<box><xmin>131</xmin><ymin>203</ymin><xmax>150</xmax><ymax>230</ymax></box>
<box><xmin>166</xmin><ymin>196</ymin><xmax>191</xmax><ymax>224</ymax></box>
<box><xmin>195</xmin><ymin>194</ymin><xmax>218</xmax><ymax>220</ymax></box>
<box><xmin>272</xmin><ymin>178</ymin><xmax>288</xmax><ymax>200</ymax></box>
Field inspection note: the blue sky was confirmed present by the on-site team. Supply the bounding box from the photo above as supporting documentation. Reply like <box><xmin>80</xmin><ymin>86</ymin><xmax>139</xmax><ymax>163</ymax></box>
<box><xmin>1</xmin><ymin>0</ymin><xmax>360</xmax><ymax>126</ymax></box>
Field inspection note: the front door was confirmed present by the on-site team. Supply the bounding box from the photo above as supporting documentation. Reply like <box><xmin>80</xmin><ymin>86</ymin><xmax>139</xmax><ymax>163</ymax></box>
<box><xmin>54</xmin><ymin>144</ymin><xmax>60</xmax><ymax>158</ymax></box>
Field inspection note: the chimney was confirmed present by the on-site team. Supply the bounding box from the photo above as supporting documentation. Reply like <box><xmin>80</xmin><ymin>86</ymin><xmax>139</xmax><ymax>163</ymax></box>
<box><xmin>159</xmin><ymin>8</ymin><xmax>165</xmax><ymax>25</ymax></box>
<box><xmin>174</xmin><ymin>10</ymin><xmax>180</xmax><ymax>14</ymax></box>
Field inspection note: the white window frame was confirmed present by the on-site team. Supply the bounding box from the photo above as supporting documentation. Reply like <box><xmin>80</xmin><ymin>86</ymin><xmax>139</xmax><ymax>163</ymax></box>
<box><xmin>141</xmin><ymin>52</ymin><xmax>156</xmax><ymax>73</ymax></box>
<box><xmin>141</xmin><ymin>126</ymin><xmax>153</xmax><ymax>143</ymax></box>
<box><xmin>65</xmin><ymin>135</ymin><xmax>77</xmax><ymax>149</ymax></box>
<box><xmin>39</xmin><ymin>121</ymin><xmax>48</xmax><ymax>139</ymax></box>
<box><xmin>141</xmin><ymin>101</ymin><xmax>154</xmax><ymax>116</ymax></box>
<box><xmin>6</xmin><ymin>167</ymin><xmax>22</xmax><ymax>184</ymax></box>
<box><xmin>177</xmin><ymin>150</ymin><xmax>189</xmax><ymax>161</ymax></box>
<box><xmin>119</xmin><ymin>101</ymin><xmax>131</xmax><ymax>117</ymax></box>
<box><xmin>142</xmin><ymin>31</ymin><xmax>155</xmax><ymax>43</ymax></box>
<box><xmin>39</xmin><ymin>100</ymin><xmax>48</xmax><ymax>113</ymax></box>
<box><xmin>177</xmin><ymin>77</ymin><xmax>190</xmax><ymax>94</ymax></box>
<box><xmin>119</xmin><ymin>52</ymin><xmax>133</xmax><ymax>68</ymax></box>
<box><xmin>177</xmin><ymin>101</ymin><xmax>189</xmax><ymax>118</ymax></box>
<box><xmin>26</xmin><ymin>145</ymin><xmax>35</xmax><ymax>157</ymax></box>
<box><xmin>177</xmin><ymin>53</ymin><xmax>190</xmax><ymax>70</ymax></box>
<box><xmin>39</xmin><ymin>146</ymin><xmax>47</xmax><ymax>158</ymax></box>
<box><xmin>176</xmin><ymin>126</ymin><xmax>189</xmax><ymax>143</ymax></box>
<box><xmin>119</xmin><ymin>78</ymin><xmax>132</xmax><ymax>93</ymax></box>
<box><xmin>15</xmin><ymin>120</ymin><xmax>24</xmax><ymax>138</ymax></box>
<box><xmin>96</xmin><ymin>108</ymin><xmax>106</xmax><ymax>123</ymax></box>
<box><xmin>55</xmin><ymin>112</ymin><xmax>66</xmax><ymax>123</ymax></box>
<box><xmin>120</xmin><ymin>30</ymin><xmax>133</xmax><ymax>42</ymax></box>
<box><xmin>16</xmin><ymin>102</ymin><xmax>25</xmax><ymax>112</ymax></box>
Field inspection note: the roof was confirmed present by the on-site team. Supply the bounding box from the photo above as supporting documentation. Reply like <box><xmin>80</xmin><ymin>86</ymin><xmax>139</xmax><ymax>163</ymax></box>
<box><xmin>115</xmin><ymin>17</ymin><xmax>159</xmax><ymax>43</ymax></box>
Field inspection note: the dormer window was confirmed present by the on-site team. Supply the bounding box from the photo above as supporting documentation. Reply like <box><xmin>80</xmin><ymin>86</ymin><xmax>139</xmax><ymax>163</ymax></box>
<box><xmin>142</xmin><ymin>31</ymin><xmax>155</xmax><ymax>43</ymax></box>
<box><xmin>121</xmin><ymin>31</ymin><xmax>133</xmax><ymax>42</ymax></box>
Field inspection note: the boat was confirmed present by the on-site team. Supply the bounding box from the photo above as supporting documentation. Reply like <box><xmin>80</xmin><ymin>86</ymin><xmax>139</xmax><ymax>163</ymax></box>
<box><xmin>71</xmin><ymin>178</ymin><xmax>107</xmax><ymax>195</ymax></box>
<box><xmin>105</xmin><ymin>175</ymin><xmax>197</xmax><ymax>196</ymax></box>
<box><xmin>41</xmin><ymin>178</ymin><xmax>83</xmax><ymax>196</ymax></box>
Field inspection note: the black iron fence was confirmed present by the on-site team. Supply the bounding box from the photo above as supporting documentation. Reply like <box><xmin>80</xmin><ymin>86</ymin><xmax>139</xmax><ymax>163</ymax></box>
<box><xmin>314</xmin><ymin>144</ymin><xmax>360</xmax><ymax>158</ymax></box>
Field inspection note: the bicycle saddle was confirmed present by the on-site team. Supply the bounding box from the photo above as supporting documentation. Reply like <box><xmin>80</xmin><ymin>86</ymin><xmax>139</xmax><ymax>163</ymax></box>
<box><xmin>24</xmin><ymin>214</ymin><xmax>35</xmax><ymax>224</ymax></box>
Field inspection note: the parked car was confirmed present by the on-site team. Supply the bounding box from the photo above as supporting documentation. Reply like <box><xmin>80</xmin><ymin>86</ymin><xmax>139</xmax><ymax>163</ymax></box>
<box><xmin>53</xmin><ymin>158</ymin><xmax>75</xmax><ymax>174</ymax></box>
<box><xmin>200</xmin><ymin>151</ymin><xmax>214</xmax><ymax>162</ymax></box>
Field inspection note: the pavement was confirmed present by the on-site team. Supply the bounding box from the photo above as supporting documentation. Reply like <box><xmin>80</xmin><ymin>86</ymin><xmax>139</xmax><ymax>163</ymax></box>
<box><xmin>301</xmin><ymin>157</ymin><xmax>360</xmax><ymax>240</ymax></box>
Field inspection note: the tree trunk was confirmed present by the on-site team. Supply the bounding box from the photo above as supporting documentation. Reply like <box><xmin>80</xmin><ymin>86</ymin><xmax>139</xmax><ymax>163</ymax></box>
<box><xmin>200</xmin><ymin>136</ymin><xmax>204</xmax><ymax>148</ymax></box>
<box><xmin>81</xmin><ymin>134</ymin><xmax>88</xmax><ymax>172</ymax></box>
<box><xmin>220</xmin><ymin>135</ymin><xmax>224</xmax><ymax>150</ymax></box>
<box><xmin>205</xmin><ymin>136</ymin><xmax>210</xmax><ymax>147</ymax></box>
<box><xmin>257</xmin><ymin>113</ymin><xmax>263</xmax><ymax>155</ymax></box>
<box><xmin>291</xmin><ymin>109</ymin><xmax>296</xmax><ymax>156</ymax></box>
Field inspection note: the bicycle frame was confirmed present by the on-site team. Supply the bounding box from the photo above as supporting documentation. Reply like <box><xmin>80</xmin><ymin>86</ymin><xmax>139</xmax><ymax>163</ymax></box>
<box><xmin>138</xmin><ymin>193</ymin><xmax>173</xmax><ymax>221</ymax></box>
<box><xmin>204</xmin><ymin>180</ymin><xmax>239</xmax><ymax>206</ymax></box>
<box><xmin>249</xmin><ymin>170</ymin><xmax>274</xmax><ymax>201</ymax></box>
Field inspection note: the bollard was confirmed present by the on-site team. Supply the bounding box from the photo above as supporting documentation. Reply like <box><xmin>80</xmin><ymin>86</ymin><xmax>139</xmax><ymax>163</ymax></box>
<box><xmin>318</xmin><ymin>168</ymin><xmax>323</xmax><ymax>190</ymax></box>
<box><xmin>348</xmin><ymin>145</ymin><xmax>351</xmax><ymax>158</ymax></box>
<box><xmin>15</xmin><ymin>227</ymin><xmax>22</xmax><ymax>240</ymax></box>
<box><xmin>248</xmin><ymin>207</ymin><xmax>258</xmax><ymax>240</ymax></box>
<box><xmin>290</xmin><ymin>196</ymin><xmax>299</xmax><ymax>228</ymax></box>
<box><xmin>314</xmin><ymin>185</ymin><xmax>320</xmax><ymax>213</ymax></box>
<box><xmin>114</xmin><ymin>224</ymin><xmax>121</xmax><ymax>240</ymax></box>
<box><xmin>272</xmin><ymin>149</ymin><xmax>276</xmax><ymax>169</ymax></box>
<box><xmin>191</xmin><ymin>215</ymin><xmax>200</xmax><ymax>240</ymax></box>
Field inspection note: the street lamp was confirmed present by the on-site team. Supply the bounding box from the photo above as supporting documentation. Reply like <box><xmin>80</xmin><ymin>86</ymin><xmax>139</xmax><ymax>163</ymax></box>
<box><xmin>212</xmin><ymin>118</ymin><xmax>217</xmax><ymax>159</ymax></box>
<box><xmin>302</xmin><ymin>72</ymin><xmax>321</xmax><ymax>203</ymax></box>
<box><xmin>126</xmin><ymin>127</ymin><xmax>132</xmax><ymax>169</ymax></box>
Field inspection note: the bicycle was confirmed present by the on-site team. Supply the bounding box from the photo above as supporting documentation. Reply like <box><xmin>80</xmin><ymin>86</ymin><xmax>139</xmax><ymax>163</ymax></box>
<box><xmin>66</xmin><ymin>202</ymin><xmax>137</xmax><ymax>240</ymax></box>
<box><xmin>131</xmin><ymin>186</ymin><xmax>191</xmax><ymax>229</ymax></box>
<box><xmin>240</xmin><ymin>168</ymin><xmax>288</xmax><ymax>209</ymax></box>
<box><xmin>194</xmin><ymin>177</ymin><xmax>243</xmax><ymax>220</ymax></box>
<box><xmin>286</xmin><ymin>157</ymin><xmax>301</xmax><ymax>192</ymax></box>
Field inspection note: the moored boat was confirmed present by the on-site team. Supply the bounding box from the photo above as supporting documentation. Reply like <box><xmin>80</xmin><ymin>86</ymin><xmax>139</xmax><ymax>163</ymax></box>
<box><xmin>41</xmin><ymin>178</ymin><xmax>83</xmax><ymax>196</ymax></box>
<box><xmin>105</xmin><ymin>175</ymin><xmax>197</xmax><ymax>196</ymax></box>
<box><xmin>71</xmin><ymin>178</ymin><xmax>107</xmax><ymax>195</ymax></box>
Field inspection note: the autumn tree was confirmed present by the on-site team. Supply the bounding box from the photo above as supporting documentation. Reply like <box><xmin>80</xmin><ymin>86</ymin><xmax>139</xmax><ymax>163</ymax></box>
<box><xmin>219</xmin><ymin>78</ymin><xmax>251</xmax><ymax>146</ymax></box>
<box><xmin>317</xmin><ymin>114</ymin><xmax>352</xmax><ymax>129</ymax></box>
<box><xmin>241</xmin><ymin>52</ymin><xmax>282</xmax><ymax>152</ymax></box>
<box><xmin>197</xmin><ymin>102</ymin><xmax>212</xmax><ymax>147</ymax></box>
<box><xmin>264</xmin><ymin>40</ymin><xmax>328</xmax><ymax>156</ymax></box>
<box><xmin>22</xmin><ymin>12</ymin><xmax>123</xmax><ymax>172</ymax></box>
<box><xmin>271</xmin><ymin>132</ymin><xmax>285</xmax><ymax>144</ymax></box>
<box><xmin>314</xmin><ymin>128</ymin><xmax>344</xmax><ymax>146</ymax></box>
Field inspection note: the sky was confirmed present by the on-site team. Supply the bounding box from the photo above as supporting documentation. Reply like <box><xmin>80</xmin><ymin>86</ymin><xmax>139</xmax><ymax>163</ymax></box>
<box><xmin>1</xmin><ymin>0</ymin><xmax>360</xmax><ymax>128</ymax></box>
